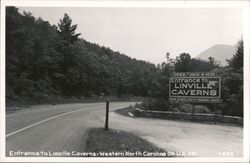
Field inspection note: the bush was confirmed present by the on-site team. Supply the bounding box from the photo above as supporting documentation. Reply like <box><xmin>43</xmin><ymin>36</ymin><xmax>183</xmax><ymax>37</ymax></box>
<box><xmin>177</xmin><ymin>104</ymin><xmax>193</xmax><ymax>113</ymax></box>
<box><xmin>194</xmin><ymin>105</ymin><xmax>212</xmax><ymax>114</ymax></box>
<box><xmin>141</xmin><ymin>98</ymin><xmax>174</xmax><ymax>111</ymax></box>
<box><xmin>177</xmin><ymin>104</ymin><xmax>212</xmax><ymax>114</ymax></box>
<box><xmin>141</xmin><ymin>100</ymin><xmax>212</xmax><ymax>114</ymax></box>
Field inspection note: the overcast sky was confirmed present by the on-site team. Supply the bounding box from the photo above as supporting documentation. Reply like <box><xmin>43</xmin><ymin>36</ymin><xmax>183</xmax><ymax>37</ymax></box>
<box><xmin>19</xmin><ymin>7</ymin><xmax>243</xmax><ymax>64</ymax></box>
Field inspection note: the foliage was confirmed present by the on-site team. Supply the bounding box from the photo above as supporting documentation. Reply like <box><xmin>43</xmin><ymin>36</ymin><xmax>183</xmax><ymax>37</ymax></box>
<box><xmin>212</xmin><ymin>67</ymin><xmax>243</xmax><ymax>117</ymax></box>
<box><xmin>226</xmin><ymin>39</ymin><xmax>243</xmax><ymax>70</ymax></box>
<box><xmin>209</xmin><ymin>40</ymin><xmax>244</xmax><ymax>117</ymax></box>
<box><xmin>6</xmin><ymin>7</ymin><xmax>157</xmax><ymax>105</ymax></box>
<box><xmin>57</xmin><ymin>13</ymin><xmax>81</xmax><ymax>44</ymax></box>
<box><xmin>176</xmin><ymin>104</ymin><xmax>211</xmax><ymax>114</ymax></box>
<box><xmin>140</xmin><ymin>98</ymin><xmax>172</xmax><ymax>111</ymax></box>
<box><xmin>174</xmin><ymin>53</ymin><xmax>220</xmax><ymax>72</ymax></box>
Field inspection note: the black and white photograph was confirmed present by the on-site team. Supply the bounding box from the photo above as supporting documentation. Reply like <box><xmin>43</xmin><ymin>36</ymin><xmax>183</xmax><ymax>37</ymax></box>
<box><xmin>0</xmin><ymin>0</ymin><xmax>249</xmax><ymax>162</ymax></box>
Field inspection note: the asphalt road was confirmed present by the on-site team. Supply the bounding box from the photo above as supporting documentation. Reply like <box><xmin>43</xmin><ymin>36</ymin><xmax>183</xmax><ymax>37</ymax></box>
<box><xmin>6</xmin><ymin>102</ymin><xmax>136</xmax><ymax>156</ymax></box>
<box><xmin>6</xmin><ymin>102</ymin><xmax>243</xmax><ymax>157</ymax></box>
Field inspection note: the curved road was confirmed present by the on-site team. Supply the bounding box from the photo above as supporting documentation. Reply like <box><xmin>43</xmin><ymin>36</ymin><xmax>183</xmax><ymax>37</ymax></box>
<box><xmin>6</xmin><ymin>102</ymin><xmax>242</xmax><ymax>157</ymax></box>
<box><xmin>6</xmin><ymin>102</ymin><xmax>136</xmax><ymax>156</ymax></box>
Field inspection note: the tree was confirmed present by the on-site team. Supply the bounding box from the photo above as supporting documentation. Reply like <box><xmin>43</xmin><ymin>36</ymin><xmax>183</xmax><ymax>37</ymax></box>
<box><xmin>6</xmin><ymin>7</ymin><xmax>60</xmax><ymax>104</ymax></box>
<box><xmin>56</xmin><ymin>13</ymin><xmax>82</xmax><ymax>95</ymax></box>
<box><xmin>212</xmin><ymin>67</ymin><xmax>243</xmax><ymax>117</ymax></box>
<box><xmin>174</xmin><ymin>53</ymin><xmax>192</xmax><ymax>72</ymax></box>
<box><xmin>174</xmin><ymin>53</ymin><xmax>220</xmax><ymax>72</ymax></box>
<box><xmin>208</xmin><ymin>56</ymin><xmax>220</xmax><ymax>67</ymax></box>
<box><xmin>227</xmin><ymin>39</ymin><xmax>243</xmax><ymax>69</ymax></box>
<box><xmin>57</xmin><ymin>13</ymin><xmax>81</xmax><ymax>44</ymax></box>
<box><xmin>219</xmin><ymin>39</ymin><xmax>244</xmax><ymax>117</ymax></box>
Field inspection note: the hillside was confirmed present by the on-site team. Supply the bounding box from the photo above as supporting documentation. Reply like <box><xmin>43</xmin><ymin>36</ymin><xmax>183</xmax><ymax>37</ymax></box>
<box><xmin>196</xmin><ymin>44</ymin><xmax>237</xmax><ymax>66</ymax></box>
<box><xmin>6</xmin><ymin>7</ymin><xmax>157</xmax><ymax>104</ymax></box>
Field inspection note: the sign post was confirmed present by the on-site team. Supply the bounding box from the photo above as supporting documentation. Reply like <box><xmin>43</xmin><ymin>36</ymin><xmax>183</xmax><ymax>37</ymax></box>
<box><xmin>104</xmin><ymin>101</ymin><xmax>109</xmax><ymax>131</ymax></box>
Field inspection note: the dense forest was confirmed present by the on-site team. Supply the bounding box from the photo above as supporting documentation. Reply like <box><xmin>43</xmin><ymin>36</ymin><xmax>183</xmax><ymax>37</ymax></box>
<box><xmin>6</xmin><ymin>7</ymin><xmax>157</xmax><ymax>104</ymax></box>
<box><xmin>6</xmin><ymin>7</ymin><xmax>243</xmax><ymax>117</ymax></box>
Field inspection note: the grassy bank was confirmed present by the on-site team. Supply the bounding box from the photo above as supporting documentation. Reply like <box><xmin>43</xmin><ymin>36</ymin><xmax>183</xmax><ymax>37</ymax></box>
<box><xmin>85</xmin><ymin>128</ymin><xmax>166</xmax><ymax>157</ymax></box>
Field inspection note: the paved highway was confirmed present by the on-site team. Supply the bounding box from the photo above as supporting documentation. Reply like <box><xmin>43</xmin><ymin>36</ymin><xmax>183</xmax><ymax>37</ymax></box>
<box><xmin>6</xmin><ymin>102</ymin><xmax>242</xmax><ymax>157</ymax></box>
<box><xmin>6</xmin><ymin>102</ymin><xmax>136</xmax><ymax>156</ymax></box>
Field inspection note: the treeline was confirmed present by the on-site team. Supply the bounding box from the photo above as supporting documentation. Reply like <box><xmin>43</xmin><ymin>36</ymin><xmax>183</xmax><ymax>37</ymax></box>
<box><xmin>6</xmin><ymin>7</ymin><xmax>157</xmax><ymax>104</ymax></box>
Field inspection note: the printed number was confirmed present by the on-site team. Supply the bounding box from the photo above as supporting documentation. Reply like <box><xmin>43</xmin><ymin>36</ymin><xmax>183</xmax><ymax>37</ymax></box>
<box><xmin>219</xmin><ymin>152</ymin><xmax>234</xmax><ymax>157</ymax></box>
<box><xmin>188</xmin><ymin>152</ymin><xmax>197</xmax><ymax>156</ymax></box>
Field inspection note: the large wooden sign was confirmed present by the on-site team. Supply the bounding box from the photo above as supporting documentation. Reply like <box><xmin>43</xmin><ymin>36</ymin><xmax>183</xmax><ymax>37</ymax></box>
<box><xmin>169</xmin><ymin>72</ymin><xmax>221</xmax><ymax>103</ymax></box>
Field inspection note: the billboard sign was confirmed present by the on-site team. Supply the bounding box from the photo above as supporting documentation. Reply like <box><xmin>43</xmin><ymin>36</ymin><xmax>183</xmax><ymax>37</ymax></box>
<box><xmin>169</xmin><ymin>72</ymin><xmax>221</xmax><ymax>103</ymax></box>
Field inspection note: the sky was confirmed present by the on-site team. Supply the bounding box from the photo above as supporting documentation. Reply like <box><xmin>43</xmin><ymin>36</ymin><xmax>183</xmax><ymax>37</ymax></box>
<box><xmin>19</xmin><ymin>7</ymin><xmax>243</xmax><ymax>64</ymax></box>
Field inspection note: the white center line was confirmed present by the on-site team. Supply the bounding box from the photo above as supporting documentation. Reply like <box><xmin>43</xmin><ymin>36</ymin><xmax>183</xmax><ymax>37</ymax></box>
<box><xmin>6</xmin><ymin>107</ymin><xmax>93</xmax><ymax>138</ymax></box>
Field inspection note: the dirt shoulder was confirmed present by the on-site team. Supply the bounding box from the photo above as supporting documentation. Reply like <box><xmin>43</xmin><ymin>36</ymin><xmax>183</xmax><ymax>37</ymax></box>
<box><xmin>110</xmin><ymin>109</ymin><xmax>243</xmax><ymax>157</ymax></box>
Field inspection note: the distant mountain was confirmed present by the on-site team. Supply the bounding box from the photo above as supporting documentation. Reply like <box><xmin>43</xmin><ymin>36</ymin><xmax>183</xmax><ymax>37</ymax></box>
<box><xmin>196</xmin><ymin>44</ymin><xmax>237</xmax><ymax>66</ymax></box>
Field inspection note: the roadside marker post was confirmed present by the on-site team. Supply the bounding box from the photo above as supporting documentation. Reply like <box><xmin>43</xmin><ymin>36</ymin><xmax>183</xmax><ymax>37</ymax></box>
<box><xmin>104</xmin><ymin>101</ymin><xmax>109</xmax><ymax>131</ymax></box>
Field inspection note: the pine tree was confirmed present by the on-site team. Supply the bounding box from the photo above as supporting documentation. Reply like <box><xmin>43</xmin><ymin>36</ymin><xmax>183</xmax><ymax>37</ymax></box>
<box><xmin>57</xmin><ymin>13</ymin><xmax>81</xmax><ymax>44</ymax></box>
<box><xmin>227</xmin><ymin>39</ymin><xmax>243</xmax><ymax>69</ymax></box>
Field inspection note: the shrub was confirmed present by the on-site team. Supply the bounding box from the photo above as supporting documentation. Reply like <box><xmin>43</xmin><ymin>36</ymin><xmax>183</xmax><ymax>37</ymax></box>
<box><xmin>141</xmin><ymin>98</ymin><xmax>174</xmax><ymax>111</ymax></box>
<box><xmin>194</xmin><ymin>105</ymin><xmax>212</xmax><ymax>114</ymax></box>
